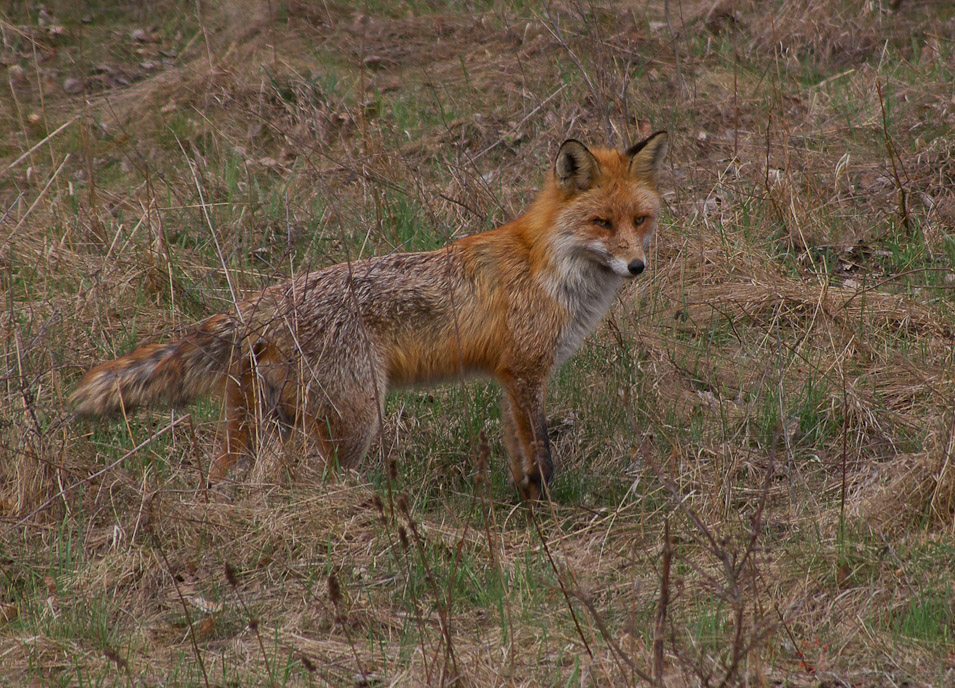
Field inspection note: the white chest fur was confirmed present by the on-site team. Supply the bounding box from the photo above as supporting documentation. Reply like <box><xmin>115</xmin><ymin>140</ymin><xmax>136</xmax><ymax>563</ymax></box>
<box><xmin>545</xmin><ymin>258</ymin><xmax>624</xmax><ymax>366</ymax></box>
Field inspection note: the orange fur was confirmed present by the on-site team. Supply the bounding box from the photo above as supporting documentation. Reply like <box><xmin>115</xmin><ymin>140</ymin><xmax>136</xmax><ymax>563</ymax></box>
<box><xmin>71</xmin><ymin>133</ymin><xmax>669</xmax><ymax>499</ymax></box>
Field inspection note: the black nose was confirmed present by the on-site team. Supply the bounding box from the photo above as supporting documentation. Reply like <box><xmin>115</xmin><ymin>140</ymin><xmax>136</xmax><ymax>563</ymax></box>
<box><xmin>628</xmin><ymin>259</ymin><xmax>645</xmax><ymax>275</ymax></box>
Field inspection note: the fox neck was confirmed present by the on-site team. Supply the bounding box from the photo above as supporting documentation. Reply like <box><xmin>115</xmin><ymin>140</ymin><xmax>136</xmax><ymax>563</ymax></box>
<box><xmin>545</xmin><ymin>235</ymin><xmax>624</xmax><ymax>365</ymax></box>
<box><xmin>519</xmin><ymin>205</ymin><xmax>626</xmax><ymax>366</ymax></box>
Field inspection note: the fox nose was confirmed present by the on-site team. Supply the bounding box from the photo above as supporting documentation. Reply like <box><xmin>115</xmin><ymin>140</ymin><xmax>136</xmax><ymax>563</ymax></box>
<box><xmin>627</xmin><ymin>259</ymin><xmax>645</xmax><ymax>275</ymax></box>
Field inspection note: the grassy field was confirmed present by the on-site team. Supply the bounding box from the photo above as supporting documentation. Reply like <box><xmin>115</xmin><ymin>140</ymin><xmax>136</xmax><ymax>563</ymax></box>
<box><xmin>2</xmin><ymin>0</ymin><xmax>955</xmax><ymax>685</ymax></box>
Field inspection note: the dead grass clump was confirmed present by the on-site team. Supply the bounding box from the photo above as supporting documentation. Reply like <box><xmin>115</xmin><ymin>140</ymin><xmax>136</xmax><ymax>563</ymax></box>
<box><xmin>0</xmin><ymin>419</ymin><xmax>55</xmax><ymax>518</ymax></box>
<box><xmin>750</xmin><ymin>0</ymin><xmax>889</xmax><ymax>69</ymax></box>
<box><xmin>683</xmin><ymin>277</ymin><xmax>955</xmax><ymax>344</ymax></box>
<box><xmin>851</xmin><ymin>413</ymin><xmax>955</xmax><ymax>534</ymax></box>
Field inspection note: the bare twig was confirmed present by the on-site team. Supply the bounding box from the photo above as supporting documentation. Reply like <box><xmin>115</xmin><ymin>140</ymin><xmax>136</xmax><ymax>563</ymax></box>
<box><xmin>540</xmin><ymin>9</ymin><xmax>612</xmax><ymax>141</ymax></box>
<box><xmin>876</xmin><ymin>79</ymin><xmax>910</xmax><ymax>232</ymax></box>
<box><xmin>2</xmin><ymin>416</ymin><xmax>186</xmax><ymax>537</ymax></box>
<box><xmin>396</xmin><ymin>494</ymin><xmax>461</xmax><ymax>684</ymax></box>
<box><xmin>152</xmin><ymin>527</ymin><xmax>212</xmax><ymax>688</ymax></box>
<box><xmin>7</xmin><ymin>115</ymin><xmax>79</xmax><ymax>170</ymax></box>
<box><xmin>225</xmin><ymin>563</ymin><xmax>277</xmax><ymax>688</ymax></box>
<box><xmin>327</xmin><ymin>573</ymin><xmax>370</xmax><ymax>686</ymax></box>
<box><xmin>653</xmin><ymin>518</ymin><xmax>671</xmax><ymax>686</ymax></box>
<box><xmin>5</xmin><ymin>153</ymin><xmax>70</xmax><ymax>245</ymax></box>
<box><xmin>663</xmin><ymin>0</ymin><xmax>688</xmax><ymax>98</ymax></box>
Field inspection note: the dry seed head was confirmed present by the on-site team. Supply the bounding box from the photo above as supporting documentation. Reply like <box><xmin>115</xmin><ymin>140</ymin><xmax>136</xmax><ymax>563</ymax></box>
<box><xmin>477</xmin><ymin>430</ymin><xmax>490</xmax><ymax>473</ymax></box>
<box><xmin>396</xmin><ymin>496</ymin><xmax>420</xmax><ymax>537</ymax></box>
<box><xmin>103</xmin><ymin>646</ymin><xmax>127</xmax><ymax>670</ymax></box>
<box><xmin>327</xmin><ymin>573</ymin><xmax>342</xmax><ymax>606</ymax></box>
<box><xmin>371</xmin><ymin>493</ymin><xmax>386</xmax><ymax>523</ymax></box>
<box><xmin>143</xmin><ymin>506</ymin><xmax>154</xmax><ymax>535</ymax></box>
<box><xmin>397</xmin><ymin>525</ymin><xmax>409</xmax><ymax>551</ymax></box>
<box><xmin>224</xmin><ymin>562</ymin><xmax>239</xmax><ymax>588</ymax></box>
<box><xmin>386</xmin><ymin>454</ymin><xmax>397</xmax><ymax>481</ymax></box>
<box><xmin>299</xmin><ymin>654</ymin><xmax>316</xmax><ymax>673</ymax></box>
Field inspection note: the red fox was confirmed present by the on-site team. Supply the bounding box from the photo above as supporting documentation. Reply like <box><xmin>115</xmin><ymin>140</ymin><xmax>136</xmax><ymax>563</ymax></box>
<box><xmin>71</xmin><ymin>133</ymin><xmax>668</xmax><ymax>499</ymax></box>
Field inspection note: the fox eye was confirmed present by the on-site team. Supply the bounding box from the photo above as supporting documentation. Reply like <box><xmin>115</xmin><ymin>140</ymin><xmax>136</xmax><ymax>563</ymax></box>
<box><xmin>593</xmin><ymin>218</ymin><xmax>613</xmax><ymax>230</ymax></box>
<box><xmin>634</xmin><ymin>215</ymin><xmax>648</xmax><ymax>227</ymax></box>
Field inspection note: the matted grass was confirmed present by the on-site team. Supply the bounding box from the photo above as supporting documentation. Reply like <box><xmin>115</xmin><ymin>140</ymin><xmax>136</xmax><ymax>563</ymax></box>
<box><xmin>2</xmin><ymin>0</ymin><xmax>955</xmax><ymax>685</ymax></box>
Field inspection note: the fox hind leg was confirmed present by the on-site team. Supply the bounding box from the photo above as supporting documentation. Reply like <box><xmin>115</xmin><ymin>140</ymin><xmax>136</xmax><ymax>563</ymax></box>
<box><xmin>208</xmin><ymin>330</ymin><xmax>387</xmax><ymax>483</ymax></box>
<box><xmin>209</xmin><ymin>373</ymin><xmax>257</xmax><ymax>483</ymax></box>
<box><xmin>304</xmin><ymin>409</ymin><xmax>379</xmax><ymax>475</ymax></box>
<box><xmin>209</xmin><ymin>359</ymin><xmax>293</xmax><ymax>484</ymax></box>
<box><xmin>299</xmin><ymin>371</ymin><xmax>386</xmax><ymax>476</ymax></box>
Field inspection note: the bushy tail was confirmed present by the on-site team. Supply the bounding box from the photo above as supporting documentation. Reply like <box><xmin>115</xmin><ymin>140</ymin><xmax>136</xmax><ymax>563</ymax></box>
<box><xmin>71</xmin><ymin>313</ymin><xmax>243</xmax><ymax>417</ymax></box>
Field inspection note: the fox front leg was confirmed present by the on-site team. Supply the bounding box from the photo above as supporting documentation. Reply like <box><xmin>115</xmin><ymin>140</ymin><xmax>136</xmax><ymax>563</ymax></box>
<box><xmin>500</xmin><ymin>376</ymin><xmax>553</xmax><ymax>500</ymax></box>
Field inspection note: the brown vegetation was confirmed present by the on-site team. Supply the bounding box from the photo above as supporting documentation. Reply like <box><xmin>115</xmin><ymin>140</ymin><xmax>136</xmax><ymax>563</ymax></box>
<box><xmin>2</xmin><ymin>0</ymin><xmax>955</xmax><ymax>685</ymax></box>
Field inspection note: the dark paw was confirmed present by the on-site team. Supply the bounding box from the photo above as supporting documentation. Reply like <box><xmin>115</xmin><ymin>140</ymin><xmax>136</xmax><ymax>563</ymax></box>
<box><xmin>518</xmin><ymin>471</ymin><xmax>545</xmax><ymax>501</ymax></box>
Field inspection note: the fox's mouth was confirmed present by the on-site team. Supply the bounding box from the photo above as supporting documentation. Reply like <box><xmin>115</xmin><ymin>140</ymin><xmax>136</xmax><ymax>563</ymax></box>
<box><xmin>592</xmin><ymin>252</ymin><xmax>645</xmax><ymax>279</ymax></box>
<box><xmin>581</xmin><ymin>244</ymin><xmax>614</xmax><ymax>266</ymax></box>
<box><xmin>571</xmin><ymin>240</ymin><xmax>647</xmax><ymax>279</ymax></box>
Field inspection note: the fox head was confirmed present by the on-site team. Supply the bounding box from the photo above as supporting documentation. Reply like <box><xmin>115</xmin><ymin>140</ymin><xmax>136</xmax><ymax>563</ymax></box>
<box><xmin>549</xmin><ymin>131</ymin><xmax>668</xmax><ymax>279</ymax></box>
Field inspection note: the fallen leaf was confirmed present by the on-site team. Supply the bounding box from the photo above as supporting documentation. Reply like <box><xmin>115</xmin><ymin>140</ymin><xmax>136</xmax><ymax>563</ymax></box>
<box><xmin>63</xmin><ymin>77</ymin><xmax>83</xmax><ymax>94</ymax></box>
<box><xmin>196</xmin><ymin>616</ymin><xmax>216</xmax><ymax>638</ymax></box>
<box><xmin>0</xmin><ymin>603</ymin><xmax>18</xmax><ymax>624</ymax></box>
<box><xmin>187</xmin><ymin>596</ymin><xmax>222</xmax><ymax>614</ymax></box>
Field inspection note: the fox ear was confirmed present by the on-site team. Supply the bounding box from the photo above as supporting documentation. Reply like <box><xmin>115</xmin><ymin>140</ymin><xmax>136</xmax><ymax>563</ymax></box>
<box><xmin>627</xmin><ymin>131</ymin><xmax>668</xmax><ymax>186</ymax></box>
<box><xmin>555</xmin><ymin>139</ymin><xmax>601</xmax><ymax>193</ymax></box>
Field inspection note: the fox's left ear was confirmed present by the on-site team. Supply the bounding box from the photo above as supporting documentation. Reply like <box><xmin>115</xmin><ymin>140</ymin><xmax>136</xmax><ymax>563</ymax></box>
<box><xmin>627</xmin><ymin>131</ymin><xmax>668</xmax><ymax>186</ymax></box>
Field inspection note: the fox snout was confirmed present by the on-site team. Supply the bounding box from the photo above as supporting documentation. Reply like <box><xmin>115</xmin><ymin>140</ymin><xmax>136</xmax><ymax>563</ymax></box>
<box><xmin>600</xmin><ymin>248</ymin><xmax>648</xmax><ymax>278</ymax></box>
<box><xmin>617</xmin><ymin>245</ymin><xmax>648</xmax><ymax>278</ymax></box>
<box><xmin>622</xmin><ymin>253</ymin><xmax>647</xmax><ymax>277</ymax></box>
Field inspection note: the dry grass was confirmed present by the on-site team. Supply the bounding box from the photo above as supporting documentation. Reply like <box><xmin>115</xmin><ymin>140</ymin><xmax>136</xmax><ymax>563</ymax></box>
<box><xmin>2</xmin><ymin>0</ymin><xmax>955</xmax><ymax>685</ymax></box>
